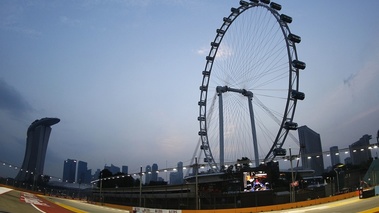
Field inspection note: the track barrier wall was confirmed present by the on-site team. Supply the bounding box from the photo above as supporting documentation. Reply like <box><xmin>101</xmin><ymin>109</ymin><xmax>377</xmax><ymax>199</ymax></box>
<box><xmin>103</xmin><ymin>191</ymin><xmax>358</xmax><ymax>213</ymax></box>
<box><xmin>179</xmin><ymin>191</ymin><xmax>357</xmax><ymax>213</ymax></box>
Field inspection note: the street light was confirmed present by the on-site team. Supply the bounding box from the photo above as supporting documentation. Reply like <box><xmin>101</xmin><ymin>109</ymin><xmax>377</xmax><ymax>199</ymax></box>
<box><xmin>139</xmin><ymin>166</ymin><xmax>142</xmax><ymax>207</ymax></box>
<box><xmin>333</xmin><ymin>163</ymin><xmax>345</xmax><ymax>194</ymax></box>
<box><xmin>334</xmin><ymin>168</ymin><xmax>339</xmax><ymax>194</ymax></box>
<box><xmin>289</xmin><ymin>148</ymin><xmax>295</xmax><ymax>203</ymax></box>
<box><xmin>99</xmin><ymin>171</ymin><xmax>103</xmax><ymax>205</ymax></box>
<box><xmin>195</xmin><ymin>157</ymin><xmax>199</xmax><ymax>210</ymax></box>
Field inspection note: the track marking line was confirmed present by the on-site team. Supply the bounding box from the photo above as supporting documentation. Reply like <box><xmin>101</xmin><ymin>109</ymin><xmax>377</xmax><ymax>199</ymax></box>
<box><xmin>0</xmin><ymin>187</ymin><xmax>13</xmax><ymax>195</ymax></box>
<box><xmin>31</xmin><ymin>203</ymin><xmax>47</xmax><ymax>213</ymax></box>
<box><xmin>326</xmin><ymin>197</ymin><xmax>360</xmax><ymax>208</ymax></box>
<box><xmin>20</xmin><ymin>192</ymin><xmax>49</xmax><ymax>206</ymax></box>
<box><xmin>53</xmin><ymin>202</ymin><xmax>88</xmax><ymax>213</ymax></box>
<box><xmin>358</xmin><ymin>207</ymin><xmax>379</xmax><ymax>213</ymax></box>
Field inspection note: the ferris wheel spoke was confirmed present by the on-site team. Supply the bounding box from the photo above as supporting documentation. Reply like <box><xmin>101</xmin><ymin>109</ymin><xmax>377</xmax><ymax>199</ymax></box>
<box><xmin>198</xmin><ymin>1</ymin><xmax>306</xmax><ymax>172</ymax></box>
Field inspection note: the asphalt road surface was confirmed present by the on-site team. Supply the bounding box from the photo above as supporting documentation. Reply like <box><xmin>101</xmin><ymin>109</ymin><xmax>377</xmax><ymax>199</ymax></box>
<box><xmin>270</xmin><ymin>195</ymin><xmax>379</xmax><ymax>213</ymax></box>
<box><xmin>43</xmin><ymin>196</ymin><xmax>129</xmax><ymax>213</ymax></box>
<box><xmin>0</xmin><ymin>187</ymin><xmax>129</xmax><ymax>213</ymax></box>
<box><xmin>0</xmin><ymin>187</ymin><xmax>73</xmax><ymax>213</ymax></box>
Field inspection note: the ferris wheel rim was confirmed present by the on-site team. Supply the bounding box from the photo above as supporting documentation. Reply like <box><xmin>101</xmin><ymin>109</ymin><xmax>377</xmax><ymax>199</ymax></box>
<box><xmin>198</xmin><ymin>1</ymin><xmax>304</xmax><ymax>172</ymax></box>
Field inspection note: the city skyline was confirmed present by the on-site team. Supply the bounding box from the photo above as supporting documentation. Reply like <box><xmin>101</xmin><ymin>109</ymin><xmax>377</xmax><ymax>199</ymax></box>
<box><xmin>1</xmin><ymin>0</ymin><xmax>379</xmax><ymax>179</ymax></box>
<box><xmin>0</xmin><ymin>134</ymin><xmax>377</xmax><ymax>182</ymax></box>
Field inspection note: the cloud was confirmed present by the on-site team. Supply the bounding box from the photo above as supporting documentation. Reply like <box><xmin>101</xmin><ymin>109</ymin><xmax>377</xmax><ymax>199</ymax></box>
<box><xmin>7</xmin><ymin>26</ymin><xmax>41</xmax><ymax>37</ymax></box>
<box><xmin>312</xmin><ymin>44</ymin><xmax>379</xmax><ymax>121</ymax></box>
<box><xmin>0</xmin><ymin>79</ymin><xmax>32</xmax><ymax>178</ymax></box>
<box><xmin>340</xmin><ymin>105</ymin><xmax>379</xmax><ymax>129</ymax></box>
<box><xmin>301</xmin><ymin>43</ymin><xmax>379</xmax><ymax>149</ymax></box>
<box><xmin>196</xmin><ymin>43</ymin><xmax>234</xmax><ymax>60</ymax></box>
<box><xmin>60</xmin><ymin>16</ymin><xmax>82</xmax><ymax>27</ymax></box>
<box><xmin>0</xmin><ymin>78</ymin><xmax>33</xmax><ymax>117</ymax></box>
<box><xmin>196</xmin><ymin>47</ymin><xmax>208</xmax><ymax>56</ymax></box>
<box><xmin>344</xmin><ymin>54</ymin><xmax>379</xmax><ymax>100</ymax></box>
<box><xmin>0</xmin><ymin>2</ymin><xmax>42</xmax><ymax>37</ymax></box>
<box><xmin>0</xmin><ymin>2</ymin><xmax>23</xmax><ymax>27</ymax></box>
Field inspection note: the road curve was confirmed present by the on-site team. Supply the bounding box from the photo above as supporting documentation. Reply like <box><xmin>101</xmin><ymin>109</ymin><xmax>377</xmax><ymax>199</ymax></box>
<box><xmin>0</xmin><ymin>186</ymin><xmax>129</xmax><ymax>213</ymax></box>
<box><xmin>269</xmin><ymin>195</ymin><xmax>379</xmax><ymax>213</ymax></box>
<box><xmin>2</xmin><ymin>186</ymin><xmax>379</xmax><ymax>213</ymax></box>
<box><xmin>0</xmin><ymin>187</ymin><xmax>73</xmax><ymax>213</ymax></box>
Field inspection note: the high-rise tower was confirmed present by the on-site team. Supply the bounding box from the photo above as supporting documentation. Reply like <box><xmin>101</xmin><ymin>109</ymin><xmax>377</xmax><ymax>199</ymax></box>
<box><xmin>63</xmin><ymin>159</ymin><xmax>77</xmax><ymax>183</ymax></box>
<box><xmin>122</xmin><ymin>165</ymin><xmax>128</xmax><ymax>175</ymax></box>
<box><xmin>169</xmin><ymin>161</ymin><xmax>184</xmax><ymax>184</ymax></box>
<box><xmin>145</xmin><ymin>165</ymin><xmax>152</xmax><ymax>184</ymax></box>
<box><xmin>349</xmin><ymin>134</ymin><xmax>372</xmax><ymax>165</ymax></box>
<box><xmin>298</xmin><ymin>125</ymin><xmax>325</xmax><ymax>176</ymax></box>
<box><xmin>77</xmin><ymin>161</ymin><xmax>88</xmax><ymax>184</ymax></box>
<box><xmin>16</xmin><ymin>117</ymin><xmax>60</xmax><ymax>182</ymax></box>
<box><xmin>330</xmin><ymin>146</ymin><xmax>341</xmax><ymax>167</ymax></box>
<box><xmin>152</xmin><ymin>163</ymin><xmax>158</xmax><ymax>182</ymax></box>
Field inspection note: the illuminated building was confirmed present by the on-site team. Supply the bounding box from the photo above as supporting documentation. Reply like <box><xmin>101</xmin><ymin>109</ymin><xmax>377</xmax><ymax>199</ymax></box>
<box><xmin>63</xmin><ymin>159</ymin><xmax>77</xmax><ymax>183</ymax></box>
<box><xmin>298</xmin><ymin>125</ymin><xmax>325</xmax><ymax>176</ymax></box>
<box><xmin>349</xmin><ymin>134</ymin><xmax>372</xmax><ymax>166</ymax></box>
<box><xmin>15</xmin><ymin>118</ymin><xmax>60</xmax><ymax>182</ymax></box>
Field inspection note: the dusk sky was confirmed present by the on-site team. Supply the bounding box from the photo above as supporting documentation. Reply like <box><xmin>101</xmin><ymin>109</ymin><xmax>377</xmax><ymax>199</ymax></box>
<box><xmin>1</xmin><ymin>0</ymin><xmax>379</xmax><ymax>180</ymax></box>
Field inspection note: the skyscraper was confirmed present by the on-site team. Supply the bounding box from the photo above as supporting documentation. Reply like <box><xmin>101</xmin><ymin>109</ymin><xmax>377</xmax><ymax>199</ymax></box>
<box><xmin>169</xmin><ymin>161</ymin><xmax>184</xmax><ymax>184</ymax></box>
<box><xmin>152</xmin><ymin>163</ymin><xmax>158</xmax><ymax>182</ymax></box>
<box><xmin>93</xmin><ymin>169</ymin><xmax>101</xmax><ymax>181</ymax></box>
<box><xmin>298</xmin><ymin>125</ymin><xmax>325</xmax><ymax>176</ymax></box>
<box><xmin>122</xmin><ymin>166</ymin><xmax>128</xmax><ymax>175</ymax></box>
<box><xmin>349</xmin><ymin>134</ymin><xmax>372</xmax><ymax>166</ymax></box>
<box><xmin>85</xmin><ymin>169</ymin><xmax>92</xmax><ymax>184</ymax></box>
<box><xmin>344</xmin><ymin>157</ymin><xmax>352</xmax><ymax>165</ymax></box>
<box><xmin>16</xmin><ymin>118</ymin><xmax>60</xmax><ymax>182</ymax></box>
<box><xmin>77</xmin><ymin>161</ymin><xmax>91</xmax><ymax>184</ymax></box>
<box><xmin>330</xmin><ymin>146</ymin><xmax>341</xmax><ymax>167</ymax></box>
<box><xmin>63</xmin><ymin>159</ymin><xmax>77</xmax><ymax>183</ymax></box>
<box><xmin>145</xmin><ymin>165</ymin><xmax>152</xmax><ymax>184</ymax></box>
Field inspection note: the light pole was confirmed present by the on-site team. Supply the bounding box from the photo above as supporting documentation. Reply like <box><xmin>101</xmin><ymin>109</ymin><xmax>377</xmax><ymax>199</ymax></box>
<box><xmin>334</xmin><ymin>168</ymin><xmax>339</xmax><ymax>194</ymax></box>
<box><xmin>333</xmin><ymin>163</ymin><xmax>345</xmax><ymax>194</ymax></box>
<box><xmin>78</xmin><ymin>178</ymin><xmax>82</xmax><ymax>199</ymax></box>
<box><xmin>32</xmin><ymin>168</ymin><xmax>37</xmax><ymax>191</ymax></box>
<box><xmin>195</xmin><ymin>157</ymin><xmax>199</xmax><ymax>210</ymax></box>
<box><xmin>289</xmin><ymin>148</ymin><xmax>295</xmax><ymax>202</ymax></box>
<box><xmin>139</xmin><ymin>166</ymin><xmax>142</xmax><ymax>207</ymax></box>
<box><xmin>99</xmin><ymin>171</ymin><xmax>103</xmax><ymax>205</ymax></box>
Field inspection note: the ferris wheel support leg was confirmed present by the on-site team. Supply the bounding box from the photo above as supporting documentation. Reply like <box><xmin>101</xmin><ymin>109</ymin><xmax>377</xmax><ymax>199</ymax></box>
<box><xmin>218</xmin><ymin>92</ymin><xmax>225</xmax><ymax>168</ymax></box>
<box><xmin>248</xmin><ymin>96</ymin><xmax>259</xmax><ymax>167</ymax></box>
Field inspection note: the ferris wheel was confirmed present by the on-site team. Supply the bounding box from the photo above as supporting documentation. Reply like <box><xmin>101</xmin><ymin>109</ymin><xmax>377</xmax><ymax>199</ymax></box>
<box><xmin>197</xmin><ymin>0</ymin><xmax>306</xmax><ymax>173</ymax></box>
